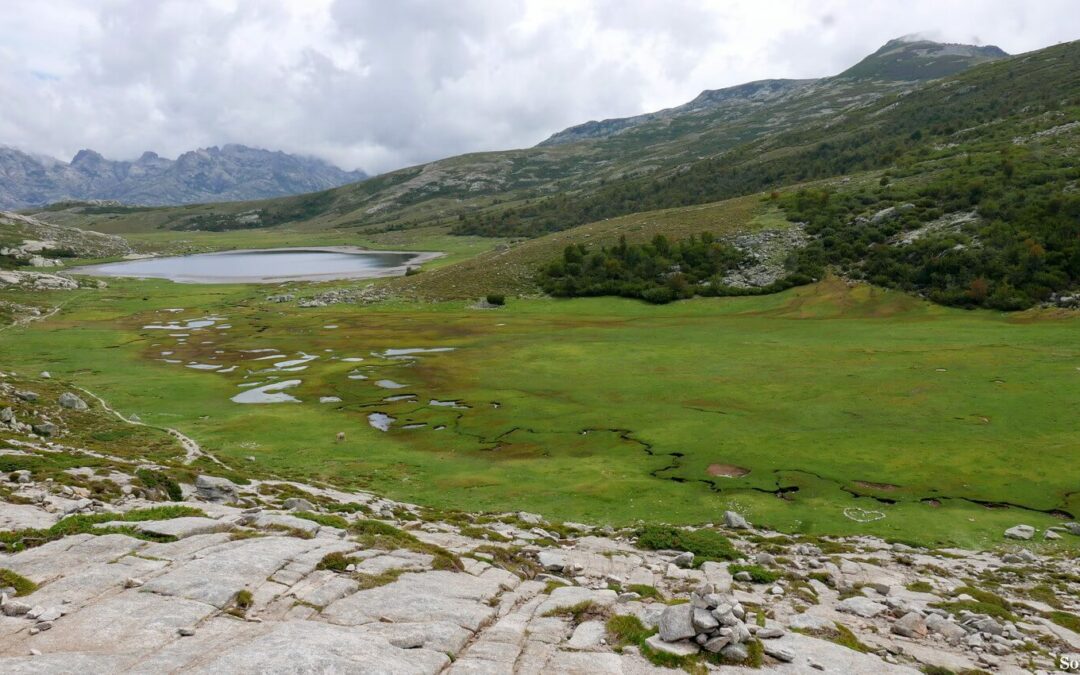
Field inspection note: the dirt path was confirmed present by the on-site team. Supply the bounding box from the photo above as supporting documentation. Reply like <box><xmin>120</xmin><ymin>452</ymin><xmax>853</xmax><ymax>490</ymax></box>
<box><xmin>0</xmin><ymin>291</ymin><xmax>85</xmax><ymax>334</ymax></box>
<box><xmin>75</xmin><ymin>385</ymin><xmax>227</xmax><ymax>467</ymax></box>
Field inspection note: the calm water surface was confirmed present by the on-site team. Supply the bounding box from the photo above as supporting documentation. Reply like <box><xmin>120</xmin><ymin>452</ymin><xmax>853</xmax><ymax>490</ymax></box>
<box><xmin>74</xmin><ymin>248</ymin><xmax>421</xmax><ymax>283</ymax></box>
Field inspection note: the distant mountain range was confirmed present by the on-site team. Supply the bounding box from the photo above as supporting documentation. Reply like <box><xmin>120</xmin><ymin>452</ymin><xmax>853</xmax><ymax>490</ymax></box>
<box><xmin>0</xmin><ymin>144</ymin><xmax>368</xmax><ymax>209</ymax></box>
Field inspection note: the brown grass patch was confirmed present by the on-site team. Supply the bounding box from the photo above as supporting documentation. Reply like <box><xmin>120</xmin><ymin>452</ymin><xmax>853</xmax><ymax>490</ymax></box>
<box><xmin>707</xmin><ymin>463</ymin><xmax>750</xmax><ymax>478</ymax></box>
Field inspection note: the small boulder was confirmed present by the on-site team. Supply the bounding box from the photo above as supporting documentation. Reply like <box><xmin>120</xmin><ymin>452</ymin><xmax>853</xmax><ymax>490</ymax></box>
<box><xmin>15</xmin><ymin>390</ymin><xmax>38</xmax><ymax>402</ymax></box>
<box><xmin>1003</xmin><ymin>524</ymin><xmax>1035</xmax><ymax>540</ymax></box>
<box><xmin>723</xmin><ymin>510</ymin><xmax>751</xmax><ymax>529</ymax></box>
<box><xmin>673</xmin><ymin>551</ymin><xmax>694</xmax><ymax>568</ymax></box>
<box><xmin>645</xmin><ymin>634</ymin><xmax>699</xmax><ymax>657</ymax></box>
<box><xmin>692</xmin><ymin>608</ymin><xmax>719</xmax><ymax>632</ymax></box>
<box><xmin>891</xmin><ymin>611</ymin><xmax>927</xmax><ymax>638</ymax></box>
<box><xmin>720</xmin><ymin>643</ymin><xmax>749</xmax><ymax>662</ymax></box>
<box><xmin>658</xmin><ymin>603</ymin><xmax>696</xmax><ymax>642</ymax></box>
<box><xmin>1</xmin><ymin>408</ymin><xmax>14</xmax><ymax>424</ymax></box>
<box><xmin>837</xmin><ymin>596</ymin><xmax>887</xmax><ymax>618</ymax></box>
<box><xmin>58</xmin><ymin>392</ymin><xmax>88</xmax><ymax>411</ymax></box>
<box><xmin>31</xmin><ymin>422</ymin><xmax>57</xmax><ymax>437</ymax></box>
<box><xmin>1063</xmin><ymin>522</ymin><xmax>1080</xmax><ymax>536</ymax></box>
<box><xmin>925</xmin><ymin>613</ymin><xmax>966</xmax><ymax>643</ymax></box>
<box><xmin>2</xmin><ymin>600</ymin><xmax>32</xmax><ymax>617</ymax></box>
<box><xmin>703</xmin><ymin>635</ymin><xmax>731</xmax><ymax>653</ymax></box>
<box><xmin>282</xmin><ymin>497</ymin><xmax>316</xmax><ymax>512</ymax></box>
<box><xmin>537</xmin><ymin>550</ymin><xmax>568</xmax><ymax>572</ymax></box>
<box><xmin>763</xmin><ymin>643</ymin><xmax>796</xmax><ymax>662</ymax></box>
<box><xmin>194</xmin><ymin>475</ymin><xmax>239</xmax><ymax>503</ymax></box>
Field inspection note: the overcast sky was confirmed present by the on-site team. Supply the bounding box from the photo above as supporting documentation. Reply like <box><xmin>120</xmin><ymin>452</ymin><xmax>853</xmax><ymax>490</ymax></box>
<box><xmin>0</xmin><ymin>1</ymin><xmax>1076</xmax><ymax>175</ymax></box>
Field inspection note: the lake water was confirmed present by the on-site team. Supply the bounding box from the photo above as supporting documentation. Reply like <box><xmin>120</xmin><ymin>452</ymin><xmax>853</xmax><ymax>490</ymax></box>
<box><xmin>73</xmin><ymin>248</ymin><xmax>425</xmax><ymax>283</ymax></box>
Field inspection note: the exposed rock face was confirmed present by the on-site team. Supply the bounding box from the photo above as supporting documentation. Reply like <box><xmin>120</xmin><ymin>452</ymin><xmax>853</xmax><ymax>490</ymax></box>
<box><xmin>0</xmin><ymin>144</ymin><xmax>367</xmax><ymax>209</ymax></box>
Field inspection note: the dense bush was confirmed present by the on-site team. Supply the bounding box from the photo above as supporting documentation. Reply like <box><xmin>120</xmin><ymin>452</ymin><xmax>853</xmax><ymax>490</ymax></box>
<box><xmin>777</xmin><ymin>148</ymin><xmax>1080</xmax><ymax>309</ymax></box>
<box><xmin>539</xmin><ymin>233</ymin><xmax>755</xmax><ymax>303</ymax></box>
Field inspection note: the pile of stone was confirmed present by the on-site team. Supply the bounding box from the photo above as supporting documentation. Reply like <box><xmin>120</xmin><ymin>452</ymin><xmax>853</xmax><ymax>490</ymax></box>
<box><xmin>651</xmin><ymin>582</ymin><xmax>791</xmax><ymax>663</ymax></box>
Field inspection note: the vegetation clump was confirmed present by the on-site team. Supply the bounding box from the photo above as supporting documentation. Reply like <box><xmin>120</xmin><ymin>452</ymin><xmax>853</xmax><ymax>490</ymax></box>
<box><xmin>635</xmin><ymin>524</ymin><xmax>739</xmax><ymax>563</ymax></box>
<box><xmin>0</xmin><ymin>568</ymin><xmax>38</xmax><ymax>596</ymax></box>
<box><xmin>539</xmin><ymin>233</ymin><xmax>750</xmax><ymax>304</ymax></box>
<box><xmin>729</xmin><ymin>564</ymin><xmax>781</xmax><ymax>584</ymax></box>
<box><xmin>135</xmin><ymin>468</ymin><xmax>183</xmax><ymax>501</ymax></box>
<box><xmin>0</xmin><ymin>505</ymin><xmax>204</xmax><ymax>552</ymax></box>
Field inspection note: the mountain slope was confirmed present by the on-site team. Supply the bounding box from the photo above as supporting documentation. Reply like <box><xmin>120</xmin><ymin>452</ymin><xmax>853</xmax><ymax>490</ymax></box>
<box><xmin>0</xmin><ymin>144</ymin><xmax>368</xmax><ymax>209</ymax></box>
<box><xmin>41</xmin><ymin>37</ymin><xmax>1003</xmax><ymax>235</ymax></box>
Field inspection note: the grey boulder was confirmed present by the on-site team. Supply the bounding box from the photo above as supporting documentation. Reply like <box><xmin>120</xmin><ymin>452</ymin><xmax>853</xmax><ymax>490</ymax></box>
<box><xmin>658</xmin><ymin>603</ymin><xmax>696</xmax><ymax>642</ymax></box>
<box><xmin>59</xmin><ymin>392</ymin><xmax>89</xmax><ymax>410</ymax></box>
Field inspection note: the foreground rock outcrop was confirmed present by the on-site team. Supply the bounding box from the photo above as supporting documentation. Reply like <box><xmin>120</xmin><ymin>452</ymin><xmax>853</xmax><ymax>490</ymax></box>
<box><xmin>1</xmin><ymin>466</ymin><xmax>1077</xmax><ymax>673</ymax></box>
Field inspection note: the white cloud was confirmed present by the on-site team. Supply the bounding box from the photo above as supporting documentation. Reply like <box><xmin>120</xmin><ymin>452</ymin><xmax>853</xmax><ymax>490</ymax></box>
<box><xmin>0</xmin><ymin>0</ymin><xmax>1076</xmax><ymax>174</ymax></box>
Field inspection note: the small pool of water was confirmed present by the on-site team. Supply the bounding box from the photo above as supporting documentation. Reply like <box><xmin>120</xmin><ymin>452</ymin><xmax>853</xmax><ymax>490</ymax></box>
<box><xmin>73</xmin><ymin>247</ymin><xmax>431</xmax><ymax>284</ymax></box>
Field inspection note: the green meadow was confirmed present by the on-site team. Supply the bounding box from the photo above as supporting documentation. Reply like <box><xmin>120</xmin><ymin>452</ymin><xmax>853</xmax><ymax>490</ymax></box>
<box><xmin>2</xmin><ymin>275</ymin><xmax>1076</xmax><ymax>550</ymax></box>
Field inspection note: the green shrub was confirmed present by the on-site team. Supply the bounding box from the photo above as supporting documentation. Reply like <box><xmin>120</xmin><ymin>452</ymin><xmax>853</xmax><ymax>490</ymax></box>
<box><xmin>635</xmin><ymin>525</ymin><xmax>738</xmax><ymax>564</ymax></box>
<box><xmin>295</xmin><ymin>512</ymin><xmax>349</xmax><ymax>529</ymax></box>
<box><xmin>135</xmin><ymin>468</ymin><xmax>183</xmax><ymax>501</ymax></box>
<box><xmin>626</xmin><ymin>584</ymin><xmax>664</xmax><ymax>601</ymax></box>
<box><xmin>1047</xmin><ymin>611</ymin><xmax>1080</xmax><ymax>633</ymax></box>
<box><xmin>316</xmin><ymin>551</ymin><xmax>353</xmax><ymax>572</ymax></box>
<box><xmin>0</xmin><ymin>568</ymin><xmax>37</xmax><ymax>596</ymax></box>
<box><xmin>730</xmin><ymin>564</ymin><xmax>780</xmax><ymax>584</ymax></box>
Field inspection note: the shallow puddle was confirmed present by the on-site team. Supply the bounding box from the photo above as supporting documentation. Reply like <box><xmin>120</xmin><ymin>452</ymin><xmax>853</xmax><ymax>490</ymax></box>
<box><xmin>368</xmin><ymin>412</ymin><xmax>395</xmax><ymax>431</ymax></box>
<box><xmin>231</xmin><ymin>379</ymin><xmax>302</xmax><ymax>404</ymax></box>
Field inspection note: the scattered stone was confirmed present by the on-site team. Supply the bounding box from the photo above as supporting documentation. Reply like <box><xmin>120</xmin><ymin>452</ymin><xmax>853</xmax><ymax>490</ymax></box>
<box><xmin>892</xmin><ymin>611</ymin><xmax>927</xmax><ymax>638</ymax></box>
<box><xmin>31</xmin><ymin>422</ymin><xmax>57</xmax><ymax>437</ymax></box>
<box><xmin>720</xmin><ymin>642</ymin><xmax>750</xmax><ymax>662</ymax></box>
<box><xmin>58</xmin><ymin>392</ymin><xmax>88</xmax><ymax>410</ymax></box>
<box><xmin>178</xmin><ymin>627</ymin><xmax>196</xmax><ymax>637</ymax></box>
<box><xmin>658</xmin><ymin>603</ymin><xmax>696</xmax><ymax>642</ymax></box>
<box><xmin>282</xmin><ymin>497</ymin><xmax>316</xmax><ymax>512</ymax></box>
<box><xmin>724</xmin><ymin>510</ymin><xmax>751</xmax><ymax>529</ymax></box>
<box><xmin>763</xmin><ymin>643</ymin><xmax>796</xmax><ymax>662</ymax></box>
<box><xmin>837</xmin><ymin>596</ymin><xmax>888</xmax><ymax>618</ymax></box>
<box><xmin>1003</xmin><ymin>524</ymin><xmax>1035</xmax><ymax>540</ymax></box>
<box><xmin>673</xmin><ymin>551</ymin><xmax>694</xmax><ymax>568</ymax></box>
<box><xmin>194</xmin><ymin>475</ymin><xmax>240</xmax><ymax>503</ymax></box>
<box><xmin>645</xmin><ymin>634</ymin><xmax>700</xmax><ymax>657</ymax></box>
<box><xmin>537</xmin><ymin>550</ymin><xmax>568</xmax><ymax>572</ymax></box>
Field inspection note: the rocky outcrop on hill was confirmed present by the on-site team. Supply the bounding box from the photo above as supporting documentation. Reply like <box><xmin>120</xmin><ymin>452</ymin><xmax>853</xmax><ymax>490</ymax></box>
<box><xmin>0</xmin><ymin>145</ymin><xmax>368</xmax><ymax>209</ymax></box>
<box><xmin>1</xmin><ymin>211</ymin><xmax>130</xmax><ymax>262</ymax></box>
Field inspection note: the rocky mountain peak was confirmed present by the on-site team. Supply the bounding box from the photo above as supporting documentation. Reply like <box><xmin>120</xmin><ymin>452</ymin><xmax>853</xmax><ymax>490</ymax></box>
<box><xmin>836</xmin><ymin>36</ymin><xmax>1008</xmax><ymax>81</ymax></box>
